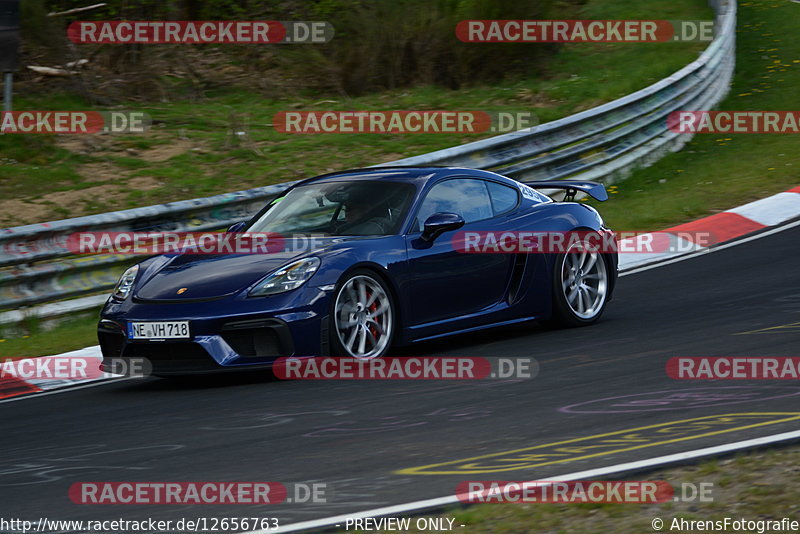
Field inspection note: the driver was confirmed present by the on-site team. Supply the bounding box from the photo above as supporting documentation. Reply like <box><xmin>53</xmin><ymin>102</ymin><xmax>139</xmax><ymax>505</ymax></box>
<box><xmin>334</xmin><ymin>189</ymin><xmax>392</xmax><ymax>235</ymax></box>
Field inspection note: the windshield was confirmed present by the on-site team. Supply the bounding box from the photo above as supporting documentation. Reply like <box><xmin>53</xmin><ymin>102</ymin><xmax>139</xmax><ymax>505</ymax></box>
<box><xmin>248</xmin><ymin>180</ymin><xmax>416</xmax><ymax>236</ymax></box>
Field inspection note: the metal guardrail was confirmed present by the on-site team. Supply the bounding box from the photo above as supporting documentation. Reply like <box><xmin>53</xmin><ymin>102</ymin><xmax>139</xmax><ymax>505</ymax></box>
<box><xmin>0</xmin><ymin>183</ymin><xmax>295</xmax><ymax>305</ymax></box>
<box><xmin>0</xmin><ymin>0</ymin><xmax>736</xmax><ymax>324</ymax></box>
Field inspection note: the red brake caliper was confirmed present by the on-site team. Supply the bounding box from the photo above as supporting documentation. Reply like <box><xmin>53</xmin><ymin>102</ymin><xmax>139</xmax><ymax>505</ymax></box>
<box><xmin>367</xmin><ymin>289</ymin><xmax>380</xmax><ymax>341</ymax></box>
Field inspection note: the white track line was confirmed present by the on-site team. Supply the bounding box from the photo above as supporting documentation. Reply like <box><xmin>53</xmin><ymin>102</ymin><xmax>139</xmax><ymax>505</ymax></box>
<box><xmin>620</xmin><ymin>218</ymin><xmax>800</xmax><ymax>276</ymax></box>
<box><xmin>264</xmin><ymin>429</ymin><xmax>800</xmax><ymax>533</ymax></box>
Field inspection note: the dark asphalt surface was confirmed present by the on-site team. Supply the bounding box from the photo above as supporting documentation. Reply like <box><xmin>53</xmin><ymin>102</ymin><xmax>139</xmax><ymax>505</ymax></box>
<box><xmin>2</xmin><ymin>226</ymin><xmax>799</xmax><ymax>529</ymax></box>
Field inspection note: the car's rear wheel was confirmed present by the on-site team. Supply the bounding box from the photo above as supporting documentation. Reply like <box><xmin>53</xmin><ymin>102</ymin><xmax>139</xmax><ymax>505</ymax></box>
<box><xmin>551</xmin><ymin>240</ymin><xmax>609</xmax><ymax>326</ymax></box>
<box><xmin>331</xmin><ymin>270</ymin><xmax>395</xmax><ymax>359</ymax></box>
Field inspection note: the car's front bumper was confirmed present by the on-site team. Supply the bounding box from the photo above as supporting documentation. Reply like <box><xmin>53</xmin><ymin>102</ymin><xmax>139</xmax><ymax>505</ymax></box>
<box><xmin>98</xmin><ymin>285</ymin><xmax>331</xmax><ymax>374</ymax></box>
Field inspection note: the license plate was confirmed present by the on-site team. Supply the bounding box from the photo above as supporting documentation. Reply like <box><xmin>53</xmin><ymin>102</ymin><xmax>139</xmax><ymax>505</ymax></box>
<box><xmin>128</xmin><ymin>321</ymin><xmax>190</xmax><ymax>340</ymax></box>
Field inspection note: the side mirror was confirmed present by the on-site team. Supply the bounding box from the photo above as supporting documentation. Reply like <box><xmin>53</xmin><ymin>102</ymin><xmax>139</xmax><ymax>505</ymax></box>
<box><xmin>227</xmin><ymin>221</ymin><xmax>247</xmax><ymax>233</ymax></box>
<box><xmin>421</xmin><ymin>212</ymin><xmax>465</xmax><ymax>242</ymax></box>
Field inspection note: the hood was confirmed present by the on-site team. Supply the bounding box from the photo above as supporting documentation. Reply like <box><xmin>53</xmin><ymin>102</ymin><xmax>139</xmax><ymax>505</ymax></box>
<box><xmin>134</xmin><ymin>251</ymin><xmax>303</xmax><ymax>301</ymax></box>
<box><xmin>133</xmin><ymin>235</ymin><xmax>380</xmax><ymax>301</ymax></box>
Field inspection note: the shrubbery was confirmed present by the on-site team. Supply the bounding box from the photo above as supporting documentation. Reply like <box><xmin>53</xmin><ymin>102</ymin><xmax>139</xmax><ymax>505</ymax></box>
<box><xmin>21</xmin><ymin>0</ymin><xmax>557</xmax><ymax>99</ymax></box>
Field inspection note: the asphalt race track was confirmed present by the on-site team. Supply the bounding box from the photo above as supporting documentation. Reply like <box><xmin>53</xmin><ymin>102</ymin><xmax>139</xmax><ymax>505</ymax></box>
<box><xmin>2</xmin><ymin>225</ymin><xmax>799</xmax><ymax>529</ymax></box>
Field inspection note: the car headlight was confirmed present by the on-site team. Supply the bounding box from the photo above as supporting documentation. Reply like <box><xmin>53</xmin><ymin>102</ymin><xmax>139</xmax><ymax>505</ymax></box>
<box><xmin>249</xmin><ymin>257</ymin><xmax>320</xmax><ymax>297</ymax></box>
<box><xmin>112</xmin><ymin>264</ymin><xmax>139</xmax><ymax>300</ymax></box>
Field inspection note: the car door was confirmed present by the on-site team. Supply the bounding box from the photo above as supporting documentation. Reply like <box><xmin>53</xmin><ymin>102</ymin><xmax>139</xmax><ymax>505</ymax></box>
<box><xmin>404</xmin><ymin>177</ymin><xmax>518</xmax><ymax>326</ymax></box>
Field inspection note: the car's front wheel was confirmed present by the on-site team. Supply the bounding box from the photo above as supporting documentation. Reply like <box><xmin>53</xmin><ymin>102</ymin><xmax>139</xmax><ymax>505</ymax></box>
<box><xmin>550</xmin><ymin>240</ymin><xmax>610</xmax><ymax>326</ymax></box>
<box><xmin>331</xmin><ymin>269</ymin><xmax>395</xmax><ymax>359</ymax></box>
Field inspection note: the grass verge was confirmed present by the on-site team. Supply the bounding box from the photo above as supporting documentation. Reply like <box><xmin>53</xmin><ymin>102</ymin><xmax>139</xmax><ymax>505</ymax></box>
<box><xmin>0</xmin><ymin>311</ymin><xmax>100</xmax><ymax>360</ymax></box>
<box><xmin>586</xmin><ymin>0</ymin><xmax>800</xmax><ymax>230</ymax></box>
<box><xmin>0</xmin><ymin>0</ymin><xmax>711</xmax><ymax>226</ymax></box>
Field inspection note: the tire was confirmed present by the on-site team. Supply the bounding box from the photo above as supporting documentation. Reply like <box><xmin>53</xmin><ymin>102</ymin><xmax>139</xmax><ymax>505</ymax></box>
<box><xmin>330</xmin><ymin>269</ymin><xmax>396</xmax><ymax>359</ymax></box>
<box><xmin>550</xmin><ymin>239</ymin><xmax>610</xmax><ymax>327</ymax></box>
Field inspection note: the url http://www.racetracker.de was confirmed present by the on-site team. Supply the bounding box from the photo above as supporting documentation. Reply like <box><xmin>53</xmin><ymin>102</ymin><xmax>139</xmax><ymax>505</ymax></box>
<box><xmin>0</xmin><ymin>517</ymin><xmax>280</xmax><ymax>533</ymax></box>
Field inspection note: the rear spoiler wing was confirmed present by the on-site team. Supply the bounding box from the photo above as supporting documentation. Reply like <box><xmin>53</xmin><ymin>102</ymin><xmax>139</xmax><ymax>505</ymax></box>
<box><xmin>520</xmin><ymin>180</ymin><xmax>608</xmax><ymax>202</ymax></box>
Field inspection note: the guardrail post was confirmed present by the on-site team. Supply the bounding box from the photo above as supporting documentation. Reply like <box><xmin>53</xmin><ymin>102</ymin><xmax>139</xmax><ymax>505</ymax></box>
<box><xmin>2</xmin><ymin>72</ymin><xmax>10</xmax><ymax>112</ymax></box>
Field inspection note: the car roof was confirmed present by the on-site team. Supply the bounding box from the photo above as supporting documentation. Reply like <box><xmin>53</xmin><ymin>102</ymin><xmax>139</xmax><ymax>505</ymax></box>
<box><xmin>297</xmin><ymin>166</ymin><xmax>519</xmax><ymax>187</ymax></box>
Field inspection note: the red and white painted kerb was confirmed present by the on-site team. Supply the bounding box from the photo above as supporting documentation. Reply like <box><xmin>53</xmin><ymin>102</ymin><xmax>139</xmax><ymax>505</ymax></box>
<box><xmin>0</xmin><ymin>347</ymin><xmax>109</xmax><ymax>400</ymax></box>
<box><xmin>618</xmin><ymin>186</ymin><xmax>800</xmax><ymax>270</ymax></box>
<box><xmin>1</xmin><ymin>186</ymin><xmax>798</xmax><ymax>400</ymax></box>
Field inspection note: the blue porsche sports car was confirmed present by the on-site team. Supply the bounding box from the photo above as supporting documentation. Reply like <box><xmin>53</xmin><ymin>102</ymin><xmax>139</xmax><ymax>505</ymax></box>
<box><xmin>98</xmin><ymin>167</ymin><xmax>618</xmax><ymax>374</ymax></box>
